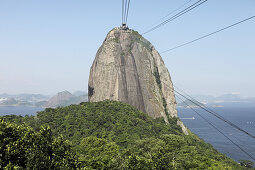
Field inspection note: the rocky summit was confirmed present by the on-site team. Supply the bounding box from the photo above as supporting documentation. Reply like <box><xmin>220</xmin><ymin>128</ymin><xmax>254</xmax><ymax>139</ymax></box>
<box><xmin>88</xmin><ymin>28</ymin><xmax>187</xmax><ymax>134</ymax></box>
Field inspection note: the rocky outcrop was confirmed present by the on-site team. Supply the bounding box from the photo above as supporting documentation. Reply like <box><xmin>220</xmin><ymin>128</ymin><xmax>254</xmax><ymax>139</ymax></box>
<box><xmin>88</xmin><ymin>28</ymin><xmax>188</xmax><ymax>134</ymax></box>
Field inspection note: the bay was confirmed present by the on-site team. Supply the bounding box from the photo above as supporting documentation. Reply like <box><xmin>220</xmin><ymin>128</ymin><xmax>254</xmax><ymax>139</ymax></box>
<box><xmin>178</xmin><ymin>106</ymin><xmax>255</xmax><ymax>163</ymax></box>
<box><xmin>0</xmin><ymin>106</ymin><xmax>44</xmax><ymax>116</ymax></box>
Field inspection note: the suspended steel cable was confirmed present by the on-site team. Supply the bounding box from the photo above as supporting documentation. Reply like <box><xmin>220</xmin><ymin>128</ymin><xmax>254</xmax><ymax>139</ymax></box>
<box><xmin>158</xmin><ymin>0</ymin><xmax>193</xmax><ymax>22</ymax></box>
<box><xmin>122</xmin><ymin>0</ymin><xmax>127</xmax><ymax>24</ymax></box>
<box><xmin>142</xmin><ymin>0</ymin><xmax>208</xmax><ymax>35</ymax></box>
<box><xmin>176</xmin><ymin>94</ymin><xmax>255</xmax><ymax>161</ymax></box>
<box><xmin>143</xmin><ymin>0</ymin><xmax>208</xmax><ymax>35</ymax></box>
<box><xmin>174</xmin><ymin>88</ymin><xmax>255</xmax><ymax>139</ymax></box>
<box><xmin>125</xmin><ymin>0</ymin><xmax>131</xmax><ymax>24</ymax></box>
<box><xmin>124</xmin><ymin>0</ymin><xmax>128</xmax><ymax>23</ymax></box>
<box><xmin>146</xmin><ymin>0</ymin><xmax>193</xmax><ymax>30</ymax></box>
<box><xmin>161</xmin><ymin>15</ymin><xmax>255</xmax><ymax>53</ymax></box>
<box><xmin>174</xmin><ymin>86</ymin><xmax>255</xmax><ymax>139</ymax></box>
<box><xmin>175</xmin><ymin>89</ymin><xmax>255</xmax><ymax>139</ymax></box>
<box><xmin>122</xmin><ymin>0</ymin><xmax>124</xmax><ymax>24</ymax></box>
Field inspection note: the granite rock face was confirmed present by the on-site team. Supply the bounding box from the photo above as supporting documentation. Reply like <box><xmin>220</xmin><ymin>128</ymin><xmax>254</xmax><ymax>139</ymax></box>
<box><xmin>88</xmin><ymin>28</ymin><xmax>188</xmax><ymax>134</ymax></box>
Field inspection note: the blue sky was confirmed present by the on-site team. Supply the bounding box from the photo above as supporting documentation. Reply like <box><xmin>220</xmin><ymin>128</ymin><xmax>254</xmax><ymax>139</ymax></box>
<box><xmin>0</xmin><ymin>0</ymin><xmax>254</xmax><ymax>97</ymax></box>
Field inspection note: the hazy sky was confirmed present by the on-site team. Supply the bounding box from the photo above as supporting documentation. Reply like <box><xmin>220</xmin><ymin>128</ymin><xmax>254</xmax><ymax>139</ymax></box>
<box><xmin>0</xmin><ymin>0</ymin><xmax>254</xmax><ymax>97</ymax></box>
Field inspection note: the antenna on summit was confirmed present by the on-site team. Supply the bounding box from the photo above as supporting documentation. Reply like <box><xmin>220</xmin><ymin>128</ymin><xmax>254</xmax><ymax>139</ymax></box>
<box><xmin>121</xmin><ymin>0</ymin><xmax>130</xmax><ymax>30</ymax></box>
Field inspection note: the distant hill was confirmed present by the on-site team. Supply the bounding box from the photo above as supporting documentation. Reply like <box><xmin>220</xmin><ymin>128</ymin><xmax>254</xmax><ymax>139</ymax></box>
<box><xmin>1</xmin><ymin>98</ymin><xmax>18</xmax><ymax>106</ymax></box>
<box><xmin>0</xmin><ymin>93</ymin><xmax>50</xmax><ymax>107</ymax></box>
<box><xmin>45</xmin><ymin>91</ymin><xmax>88</xmax><ymax>108</ymax></box>
<box><xmin>215</xmin><ymin>93</ymin><xmax>242</xmax><ymax>101</ymax></box>
<box><xmin>0</xmin><ymin>93</ymin><xmax>51</xmax><ymax>102</ymax></box>
<box><xmin>177</xmin><ymin>93</ymin><xmax>255</xmax><ymax>108</ymax></box>
<box><xmin>45</xmin><ymin>91</ymin><xmax>74</xmax><ymax>108</ymax></box>
<box><xmin>73</xmin><ymin>90</ymin><xmax>87</xmax><ymax>96</ymax></box>
<box><xmin>177</xmin><ymin>99</ymin><xmax>204</xmax><ymax>108</ymax></box>
<box><xmin>0</xmin><ymin>91</ymin><xmax>88</xmax><ymax>107</ymax></box>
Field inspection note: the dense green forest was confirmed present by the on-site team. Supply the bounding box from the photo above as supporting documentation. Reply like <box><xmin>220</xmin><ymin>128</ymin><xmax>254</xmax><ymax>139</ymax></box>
<box><xmin>0</xmin><ymin>100</ymin><xmax>253</xmax><ymax>169</ymax></box>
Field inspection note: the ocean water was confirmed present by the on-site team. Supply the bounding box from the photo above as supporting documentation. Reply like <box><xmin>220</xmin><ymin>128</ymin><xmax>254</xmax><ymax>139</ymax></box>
<box><xmin>0</xmin><ymin>106</ymin><xmax>44</xmax><ymax>116</ymax></box>
<box><xmin>178</xmin><ymin>106</ymin><xmax>255</xmax><ymax>163</ymax></box>
<box><xmin>0</xmin><ymin>105</ymin><xmax>254</xmax><ymax>164</ymax></box>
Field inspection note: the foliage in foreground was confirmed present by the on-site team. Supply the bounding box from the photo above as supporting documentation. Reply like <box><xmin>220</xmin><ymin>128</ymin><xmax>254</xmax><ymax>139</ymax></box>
<box><xmin>1</xmin><ymin>100</ymin><xmax>250</xmax><ymax>169</ymax></box>
<box><xmin>0</xmin><ymin>120</ymin><xmax>78</xmax><ymax>169</ymax></box>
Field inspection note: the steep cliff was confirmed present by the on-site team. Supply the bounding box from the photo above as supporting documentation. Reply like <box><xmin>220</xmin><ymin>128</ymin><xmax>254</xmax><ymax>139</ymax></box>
<box><xmin>88</xmin><ymin>28</ymin><xmax>187</xmax><ymax>134</ymax></box>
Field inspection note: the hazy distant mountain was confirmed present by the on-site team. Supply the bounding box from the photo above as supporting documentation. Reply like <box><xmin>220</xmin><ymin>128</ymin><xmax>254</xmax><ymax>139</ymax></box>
<box><xmin>0</xmin><ymin>93</ymin><xmax>51</xmax><ymax>103</ymax></box>
<box><xmin>1</xmin><ymin>91</ymin><xmax>253</xmax><ymax>108</ymax></box>
<box><xmin>215</xmin><ymin>94</ymin><xmax>242</xmax><ymax>102</ymax></box>
<box><xmin>54</xmin><ymin>95</ymin><xmax>88</xmax><ymax>107</ymax></box>
<box><xmin>34</xmin><ymin>101</ymin><xmax>48</xmax><ymax>107</ymax></box>
<box><xmin>45</xmin><ymin>91</ymin><xmax>74</xmax><ymax>108</ymax></box>
<box><xmin>177</xmin><ymin>99</ymin><xmax>204</xmax><ymax>108</ymax></box>
<box><xmin>190</xmin><ymin>95</ymin><xmax>215</xmax><ymax>103</ymax></box>
<box><xmin>1</xmin><ymin>98</ymin><xmax>18</xmax><ymax>106</ymax></box>
<box><xmin>73</xmin><ymin>91</ymin><xmax>87</xmax><ymax>97</ymax></box>
<box><xmin>45</xmin><ymin>91</ymin><xmax>88</xmax><ymax>108</ymax></box>
<box><xmin>177</xmin><ymin>93</ymin><xmax>255</xmax><ymax>108</ymax></box>
<box><xmin>0</xmin><ymin>91</ymin><xmax>88</xmax><ymax>107</ymax></box>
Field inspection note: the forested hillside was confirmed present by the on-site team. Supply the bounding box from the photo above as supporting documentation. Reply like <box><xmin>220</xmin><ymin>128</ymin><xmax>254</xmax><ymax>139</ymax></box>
<box><xmin>1</xmin><ymin>101</ymin><xmax>249</xmax><ymax>169</ymax></box>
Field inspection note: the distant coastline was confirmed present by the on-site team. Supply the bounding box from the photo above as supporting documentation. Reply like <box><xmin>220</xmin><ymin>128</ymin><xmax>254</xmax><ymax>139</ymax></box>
<box><xmin>177</xmin><ymin>105</ymin><xmax>224</xmax><ymax>108</ymax></box>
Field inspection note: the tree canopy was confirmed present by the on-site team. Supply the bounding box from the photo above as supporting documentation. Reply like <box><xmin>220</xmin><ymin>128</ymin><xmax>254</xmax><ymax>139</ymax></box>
<box><xmin>1</xmin><ymin>100</ymin><xmax>251</xmax><ymax>169</ymax></box>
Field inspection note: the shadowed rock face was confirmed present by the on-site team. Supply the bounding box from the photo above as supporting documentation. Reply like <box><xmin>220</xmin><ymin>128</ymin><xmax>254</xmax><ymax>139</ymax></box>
<box><xmin>88</xmin><ymin>28</ymin><xmax>188</xmax><ymax>134</ymax></box>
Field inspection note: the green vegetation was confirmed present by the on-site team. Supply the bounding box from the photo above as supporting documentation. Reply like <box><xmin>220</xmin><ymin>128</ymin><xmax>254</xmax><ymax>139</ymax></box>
<box><xmin>0</xmin><ymin>120</ymin><xmax>78</xmax><ymax>169</ymax></box>
<box><xmin>0</xmin><ymin>100</ymin><xmax>249</xmax><ymax>169</ymax></box>
<box><xmin>19</xmin><ymin>100</ymin><xmax>182</xmax><ymax>148</ymax></box>
<box><xmin>153</xmin><ymin>66</ymin><xmax>170</xmax><ymax>120</ymax></box>
<box><xmin>240</xmin><ymin>160</ymin><xmax>254</xmax><ymax>168</ymax></box>
<box><xmin>162</xmin><ymin>97</ymin><xmax>168</xmax><ymax>116</ymax></box>
<box><xmin>131</xmin><ymin>30</ymin><xmax>153</xmax><ymax>53</ymax></box>
<box><xmin>113</xmin><ymin>36</ymin><xmax>120</xmax><ymax>43</ymax></box>
<box><xmin>131</xmin><ymin>30</ymin><xmax>142</xmax><ymax>39</ymax></box>
<box><xmin>77</xmin><ymin>136</ymin><xmax>119</xmax><ymax>169</ymax></box>
<box><xmin>153</xmin><ymin>67</ymin><xmax>162</xmax><ymax>90</ymax></box>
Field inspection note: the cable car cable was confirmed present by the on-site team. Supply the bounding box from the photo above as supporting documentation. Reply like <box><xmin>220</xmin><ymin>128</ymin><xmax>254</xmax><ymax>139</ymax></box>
<box><xmin>176</xmin><ymin>94</ymin><xmax>255</xmax><ymax>161</ymax></box>
<box><xmin>122</xmin><ymin>0</ymin><xmax>124</xmax><ymax>24</ymax></box>
<box><xmin>174</xmin><ymin>88</ymin><xmax>255</xmax><ymax>139</ymax></box>
<box><xmin>125</xmin><ymin>0</ymin><xmax>131</xmax><ymax>24</ymax></box>
<box><xmin>145</xmin><ymin>0</ymin><xmax>193</xmax><ymax>30</ymax></box>
<box><xmin>124</xmin><ymin>0</ymin><xmax>128</xmax><ymax>23</ymax></box>
<box><xmin>161</xmin><ymin>15</ymin><xmax>255</xmax><ymax>53</ymax></box>
<box><xmin>142</xmin><ymin>0</ymin><xmax>208</xmax><ymax>35</ymax></box>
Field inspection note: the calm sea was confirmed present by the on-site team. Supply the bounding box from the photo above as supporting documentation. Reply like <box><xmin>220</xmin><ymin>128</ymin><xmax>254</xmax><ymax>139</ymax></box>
<box><xmin>0</xmin><ymin>106</ymin><xmax>44</xmax><ymax>116</ymax></box>
<box><xmin>0</xmin><ymin>105</ymin><xmax>254</xmax><ymax>163</ymax></box>
<box><xmin>178</xmin><ymin>106</ymin><xmax>255</xmax><ymax>163</ymax></box>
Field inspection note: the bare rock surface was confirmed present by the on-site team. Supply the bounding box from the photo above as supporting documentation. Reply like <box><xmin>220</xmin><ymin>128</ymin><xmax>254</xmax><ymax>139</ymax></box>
<box><xmin>88</xmin><ymin>28</ymin><xmax>188</xmax><ymax>134</ymax></box>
